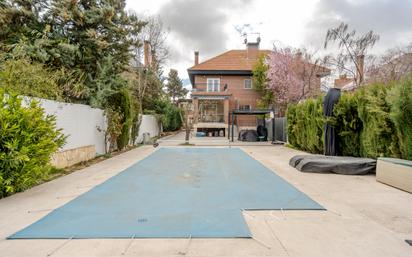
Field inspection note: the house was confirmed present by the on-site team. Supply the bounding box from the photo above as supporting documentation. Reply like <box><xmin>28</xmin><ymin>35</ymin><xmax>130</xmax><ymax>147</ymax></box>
<box><xmin>334</xmin><ymin>74</ymin><xmax>356</xmax><ymax>91</ymax></box>
<box><xmin>367</xmin><ymin>52</ymin><xmax>412</xmax><ymax>83</ymax></box>
<box><xmin>188</xmin><ymin>39</ymin><xmax>328</xmax><ymax>137</ymax></box>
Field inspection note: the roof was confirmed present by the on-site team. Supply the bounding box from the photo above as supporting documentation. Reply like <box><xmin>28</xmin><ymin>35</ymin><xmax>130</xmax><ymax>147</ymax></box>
<box><xmin>188</xmin><ymin>50</ymin><xmax>271</xmax><ymax>71</ymax></box>
<box><xmin>187</xmin><ymin>49</ymin><xmax>331</xmax><ymax>85</ymax></box>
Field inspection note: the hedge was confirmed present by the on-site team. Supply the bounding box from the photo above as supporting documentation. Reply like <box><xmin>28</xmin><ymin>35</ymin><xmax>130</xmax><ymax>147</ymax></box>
<box><xmin>0</xmin><ymin>91</ymin><xmax>66</xmax><ymax>198</ymax></box>
<box><xmin>149</xmin><ymin>98</ymin><xmax>182</xmax><ymax>132</ymax></box>
<box><xmin>287</xmin><ymin>96</ymin><xmax>324</xmax><ymax>154</ymax></box>
<box><xmin>287</xmin><ymin>75</ymin><xmax>412</xmax><ymax>160</ymax></box>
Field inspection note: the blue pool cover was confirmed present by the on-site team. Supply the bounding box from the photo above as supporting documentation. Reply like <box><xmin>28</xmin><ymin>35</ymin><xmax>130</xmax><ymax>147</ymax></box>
<box><xmin>9</xmin><ymin>148</ymin><xmax>324</xmax><ymax>239</ymax></box>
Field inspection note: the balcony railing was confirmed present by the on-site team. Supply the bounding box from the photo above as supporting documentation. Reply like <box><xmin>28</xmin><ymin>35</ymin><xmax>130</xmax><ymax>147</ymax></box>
<box><xmin>198</xmin><ymin>114</ymin><xmax>225</xmax><ymax>123</ymax></box>
<box><xmin>192</xmin><ymin>83</ymin><xmax>229</xmax><ymax>92</ymax></box>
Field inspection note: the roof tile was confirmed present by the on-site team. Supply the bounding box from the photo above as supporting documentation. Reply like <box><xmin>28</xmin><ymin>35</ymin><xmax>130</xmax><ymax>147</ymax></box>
<box><xmin>188</xmin><ymin>50</ymin><xmax>271</xmax><ymax>71</ymax></box>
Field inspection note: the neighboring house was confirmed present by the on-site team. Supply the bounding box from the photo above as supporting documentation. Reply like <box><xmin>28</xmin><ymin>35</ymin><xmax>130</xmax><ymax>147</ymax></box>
<box><xmin>367</xmin><ymin>52</ymin><xmax>412</xmax><ymax>84</ymax></box>
<box><xmin>334</xmin><ymin>52</ymin><xmax>412</xmax><ymax>91</ymax></box>
<box><xmin>334</xmin><ymin>74</ymin><xmax>356</xmax><ymax>91</ymax></box>
<box><xmin>188</xmin><ymin>40</ymin><xmax>327</xmax><ymax>136</ymax></box>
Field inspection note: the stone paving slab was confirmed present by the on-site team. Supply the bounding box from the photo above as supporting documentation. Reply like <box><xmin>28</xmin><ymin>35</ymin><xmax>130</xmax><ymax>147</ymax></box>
<box><xmin>0</xmin><ymin>145</ymin><xmax>411</xmax><ymax>256</ymax></box>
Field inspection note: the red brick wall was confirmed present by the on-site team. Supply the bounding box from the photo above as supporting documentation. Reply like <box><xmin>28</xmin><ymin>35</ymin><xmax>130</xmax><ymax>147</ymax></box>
<box><xmin>194</xmin><ymin>75</ymin><xmax>261</xmax><ymax>126</ymax></box>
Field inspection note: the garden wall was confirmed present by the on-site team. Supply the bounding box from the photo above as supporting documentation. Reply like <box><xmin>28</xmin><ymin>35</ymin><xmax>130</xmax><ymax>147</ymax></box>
<box><xmin>135</xmin><ymin>115</ymin><xmax>162</xmax><ymax>143</ymax></box>
<box><xmin>33</xmin><ymin>98</ymin><xmax>107</xmax><ymax>155</ymax></box>
<box><xmin>24</xmin><ymin>97</ymin><xmax>161</xmax><ymax>168</ymax></box>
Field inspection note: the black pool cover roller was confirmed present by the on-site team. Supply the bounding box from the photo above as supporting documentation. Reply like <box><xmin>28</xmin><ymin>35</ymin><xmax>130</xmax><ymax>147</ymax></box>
<box><xmin>323</xmin><ymin>88</ymin><xmax>341</xmax><ymax>156</ymax></box>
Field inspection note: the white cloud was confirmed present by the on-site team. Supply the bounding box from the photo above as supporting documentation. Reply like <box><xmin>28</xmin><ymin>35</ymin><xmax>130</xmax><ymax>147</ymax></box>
<box><xmin>126</xmin><ymin>0</ymin><xmax>412</xmax><ymax>82</ymax></box>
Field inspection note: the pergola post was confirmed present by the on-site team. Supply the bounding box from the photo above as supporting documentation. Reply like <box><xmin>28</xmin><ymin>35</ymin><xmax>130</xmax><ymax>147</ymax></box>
<box><xmin>271</xmin><ymin>107</ymin><xmax>275</xmax><ymax>144</ymax></box>
<box><xmin>227</xmin><ymin>113</ymin><xmax>230</xmax><ymax>139</ymax></box>
<box><xmin>231</xmin><ymin>111</ymin><xmax>234</xmax><ymax>142</ymax></box>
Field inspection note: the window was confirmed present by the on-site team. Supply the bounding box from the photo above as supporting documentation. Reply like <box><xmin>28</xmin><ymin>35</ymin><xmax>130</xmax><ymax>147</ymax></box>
<box><xmin>244</xmin><ymin>79</ymin><xmax>252</xmax><ymax>89</ymax></box>
<box><xmin>239</xmin><ymin>105</ymin><xmax>251</xmax><ymax>111</ymax></box>
<box><xmin>207</xmin><ymin>78</ymin><xmax>220</xmax><ymax>92</ymax></box>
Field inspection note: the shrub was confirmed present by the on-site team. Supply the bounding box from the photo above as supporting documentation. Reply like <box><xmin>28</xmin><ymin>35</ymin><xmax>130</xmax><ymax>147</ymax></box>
<box><xmin>287</xmin><ymin>97</ymin><xmax>324</xmax><ymax>153</ymax></box>
<box><xmin>387</xmin><ymin>76</ymin><xmax>412</xmax><ymax>159</ymax></box>
<box><xmin>286</xmin><ymin>104</ymin><xmax>298</xmax><ymax>147</ymax></box>
<box><xmin>287</xmin><ymin>78</ymin><xmax>411</xmax><ymax>160</ymax></box>
<box><xmin>332</xmin><ymin>92</ymin><xmax>362</xmax><ymax>156</ymax></box>
<box><xmin>0</xmin><ymin>58</ymin><xmax>63</xmax><ymax>100</ymax></box>
<box><xmin>357</xmin><ymin>83</ymin><xmax>400</xmax><ymax>158</ymax></box>
<box><xmin>149</xmin><ymin>98</ymin><xmax>182</xmax><ymax>132</ymax></box>
<box><xmin>0</xmin><ymin>91</ymin><xmax>66</xmax><ymax>198</ymax></box>
<box><xmin>106</xmin><ymin>88</ymin><xmax>133</xmax><ymax>150</ymax></box>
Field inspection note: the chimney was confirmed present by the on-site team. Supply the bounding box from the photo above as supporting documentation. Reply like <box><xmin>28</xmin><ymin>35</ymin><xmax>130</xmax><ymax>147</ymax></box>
<box><xmin>144</xmin><ymin>40</ymin><xmax>152</xmax><ymax>67</ymax></box>
<box><xmin>194</xmin><ymin>51</ymin><xmax>199</xmax><ymax>65</ymax></box>
<box><xmin>356</xmin><ymin>54</ymin><xmax>365</xmax><ymax>85</ymax></box>
<box><xmin>246</xmin><ymin>34</ymin><xmax>260</xmax><ymax>59</ymax></box>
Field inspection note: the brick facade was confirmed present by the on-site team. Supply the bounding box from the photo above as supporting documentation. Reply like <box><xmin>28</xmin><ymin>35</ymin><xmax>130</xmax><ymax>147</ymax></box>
<box><xmin>193</xmin><ymin>74</ymin><xmax>261</xmax><ymax>127</ymax></box>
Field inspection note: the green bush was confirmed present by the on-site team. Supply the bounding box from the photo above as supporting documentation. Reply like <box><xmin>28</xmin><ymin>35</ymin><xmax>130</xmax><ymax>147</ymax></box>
<box><xmin>287</xmin><ymin>78</ymin><xmax>411</xmax><ymax>160</ymax></box>
<box><xmin>357</xmin><ymin>83</ymin><xmax>400</xmax><ymax>158</ymax></box>
<box><xmin>0</xmin><ymin>91</ymin><xmax>66</xmax><ymax>198</ymax></box>
<box><xmin>107</xmin><ymin>88</ymin><xmax>133</xmax><ymax>150</ymax></box>
<box><xmin>0</xmin><ymin>58</ymin><xmax>63</xmax><ymax>100</ymax></box>
<box><xmin>286</xmin><ymin>104</ymin><xmax>298</xmax><ymax>147</ymax></box>
<box><xmin>287</xmin><ymin>97</ymin><xmax>324</xmax><ymax>153</ymax></box>
<box><xmin>149</xmin><ymin>98</ymin><xmax>182</xmax><ymax>132</ymax></box>
<box><xmin>387</xmin><ymin>76</ymin><xmax>412</xmax><ymax>159</ymax></box>
<box><xmin>332</xmin><ymin>92</ymin><xmax>362</xmax><ymax>156</ymax></box>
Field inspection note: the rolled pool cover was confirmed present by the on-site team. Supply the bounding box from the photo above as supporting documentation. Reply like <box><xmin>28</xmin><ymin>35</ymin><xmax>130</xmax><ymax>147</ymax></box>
<box><xmin>289</xmin><ymin>155</ymin><xmax>376</xmax><ymax>175</ymax></box>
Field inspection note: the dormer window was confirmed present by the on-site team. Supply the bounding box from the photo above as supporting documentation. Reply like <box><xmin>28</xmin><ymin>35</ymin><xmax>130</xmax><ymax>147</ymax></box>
<box><xmin>207</xmin><ymin>78</ymin><xmax>220</xmax><ymax>92</ymax></box>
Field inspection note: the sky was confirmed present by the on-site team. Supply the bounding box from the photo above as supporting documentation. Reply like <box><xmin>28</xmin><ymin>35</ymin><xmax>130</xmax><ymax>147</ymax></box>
<box><xmin>126</xmin><ymin>0</ymin><xmax>412</xmax><ymax>86</ymax></box>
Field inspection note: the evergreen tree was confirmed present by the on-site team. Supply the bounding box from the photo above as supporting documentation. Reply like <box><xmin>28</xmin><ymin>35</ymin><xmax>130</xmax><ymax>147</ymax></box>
<box><xmin>252</xmin><ymin>55</ymin><xmax>274</xmax><ymax>108</ymax></box>
<box><xmin>166</xmin><ymin>69</ymin><xmax>187</xmax><ymax>103</ymax></box>
<box><xmin>0</xmin><ymin>0</ymin><xmax>146</xmax><ymax>104</ymax></box>
<box><xmin>0</xmin><ymin>0</ymin><xmax>47</xmax><ymax>50</ymax></box>
<box><xmin>45</xmin><ymin>0</ymin><xmax>145</xmax><ymax>91</ymax></box>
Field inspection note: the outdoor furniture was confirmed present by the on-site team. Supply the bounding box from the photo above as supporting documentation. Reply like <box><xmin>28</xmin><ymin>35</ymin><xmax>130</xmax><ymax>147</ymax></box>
<box><xmin>289</xmin><ymin>155</ymin><xmax>376</xmax><ymax>175</ymax></box>
<box><xmin>238</xmin><ymin>130</ymin><xmax>258</xmax><ymax>142</ymax></box>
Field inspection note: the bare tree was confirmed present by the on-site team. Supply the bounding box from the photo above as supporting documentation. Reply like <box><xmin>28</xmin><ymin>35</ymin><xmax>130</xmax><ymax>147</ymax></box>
<box><xmin>179</xmin><ymin>101</ymin><xmax>192</xmax><ymax>144</ymax></box>
<box><xmin>367</xmin><ymin>44</ymin><xmax>412</xmax><ymax>83</ymax></box>
<box><xmin>324</xmin><ymin>22</ymin><xmax>380</xmax><ymax>86</ymax></box>
<box><xmin>139</xmin><ymin>15</ymin><xmax>170</xmax><ymax>71</ymax></box>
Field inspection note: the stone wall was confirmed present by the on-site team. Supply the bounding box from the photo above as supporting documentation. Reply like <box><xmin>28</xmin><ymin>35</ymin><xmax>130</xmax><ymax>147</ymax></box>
<box><xmin>51</xmin><ymin>145</ymin><xmax>96</xmax><ymax>169</ymax></box>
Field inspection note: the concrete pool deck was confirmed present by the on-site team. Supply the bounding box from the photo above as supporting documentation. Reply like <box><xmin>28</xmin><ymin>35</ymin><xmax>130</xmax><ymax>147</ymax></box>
<box><xmin>0</xmin><ymin>145</ymin><xmax>411</xmax><ymax>257</ymax></box>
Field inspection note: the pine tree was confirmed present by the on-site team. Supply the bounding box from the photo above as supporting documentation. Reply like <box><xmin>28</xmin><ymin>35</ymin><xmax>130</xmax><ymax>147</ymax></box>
<box><xmin>45</xmin><ymin>0</ymin><xmax>145</xmax><ymax>88</ymax></box>
<box><xmin>166</xmin><ymin>69</ymin><xmax>187</xmax><ymax>103</ymax></box>
<box><xmin>0</xmin><ymin>0</ymin><xmax>47</xmax><ymax>50</ymax></box>
<box><xmin>252</xmin><ymin>55</ymin><xmax>274</xmax><ymax>108</ymax></box>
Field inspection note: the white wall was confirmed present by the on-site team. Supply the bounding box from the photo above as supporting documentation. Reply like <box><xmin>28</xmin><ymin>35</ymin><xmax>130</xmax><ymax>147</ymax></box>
<box><xmin>136</xmin><ymin>115</ymin><xmax>162</xmax><ymax>143</ymax></box>
<box><xmin>22</xmin><ymin>97</ymin><xmax>161</xmax><ymax>154</ymax></box>
<box><xmin>31</xmin><ymin>98</ymin><xmax>107</xmax><ymax>155</ymax></box>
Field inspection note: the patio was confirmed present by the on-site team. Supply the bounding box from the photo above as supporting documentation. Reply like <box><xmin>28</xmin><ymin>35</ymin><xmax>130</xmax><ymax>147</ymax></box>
<box><xmin>0</xmin><ymin>145</ymin><xmax>411</xmax><ymax>256</ymax></box>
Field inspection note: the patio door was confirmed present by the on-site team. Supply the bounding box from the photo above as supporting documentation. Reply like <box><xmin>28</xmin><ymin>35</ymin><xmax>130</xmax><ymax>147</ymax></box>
<box><xmin>198</xmin><ymin>100</ymin><xmax>224</xmax><ymax>122</ymax></box>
